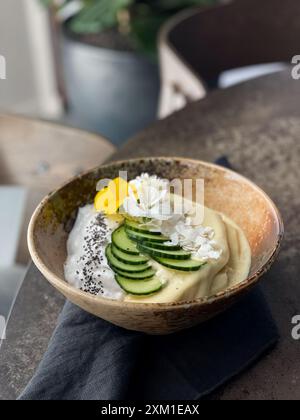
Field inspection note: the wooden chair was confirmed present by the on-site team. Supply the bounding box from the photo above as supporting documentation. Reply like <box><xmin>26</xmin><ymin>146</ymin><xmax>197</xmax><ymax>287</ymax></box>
<box><xmin>0</xmin><ymin>114</ymin><xmax>115</xmax><ymax>264</ymax></box>
<box><xmin>159</xmin><ymin>0</ymin><xmax>300</xmax><ymax>118</ymax></box>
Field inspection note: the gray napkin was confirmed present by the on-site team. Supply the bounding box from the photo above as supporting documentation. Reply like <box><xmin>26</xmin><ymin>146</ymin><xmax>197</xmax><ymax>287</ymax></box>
<box><xmin>19</xmin><ymin>287</ymin><xmax>278</xmax><ymax>400</ymax></box>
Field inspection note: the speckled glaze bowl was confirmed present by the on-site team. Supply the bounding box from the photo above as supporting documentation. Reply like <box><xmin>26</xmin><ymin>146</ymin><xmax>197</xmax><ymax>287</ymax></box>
<box><xmin>28</xmin><ymin>158</ymin><xmax>284</xmax><ymax>334</ymax></box>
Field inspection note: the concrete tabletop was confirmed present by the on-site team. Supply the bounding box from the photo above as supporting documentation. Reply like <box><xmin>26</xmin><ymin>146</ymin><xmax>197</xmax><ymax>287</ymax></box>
<box><xmin>1</xmin><ymin>70</ymin><xmax>299</xmax><ymax>400</ymax></box>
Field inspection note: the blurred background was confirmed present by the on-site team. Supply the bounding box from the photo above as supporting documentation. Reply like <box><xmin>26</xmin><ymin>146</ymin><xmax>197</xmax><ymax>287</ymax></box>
<box><xmin>0</xmin><ymin>0</ymin><xmax>288</xmax><ymax>143</ymax></box>
<box><xmin>0</xmin><ymin>0</ymin><xmax>221</xmax><ymax>144</ymax></box>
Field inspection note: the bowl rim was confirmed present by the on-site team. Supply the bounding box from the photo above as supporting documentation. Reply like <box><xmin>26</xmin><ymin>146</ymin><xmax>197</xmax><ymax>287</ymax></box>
<box><xmin>28</xmin><ymin>157</ymin><xmax>284</xmax><ymax>311</ymax></box>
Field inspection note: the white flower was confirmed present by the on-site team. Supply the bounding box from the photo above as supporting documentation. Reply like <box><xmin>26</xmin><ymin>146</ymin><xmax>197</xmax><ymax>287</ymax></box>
<box><xmin>122</xmin><ymin>173</ymin><xmax>222</xmax><ymax>262</ymax></box>
<box><xmin>162</xmin><ymin>220</ymin><xmax>222</xmax><ymax>261</ymax></box>
<box><xmin>122</xmin><ymin>173</ymin><xmax>172</xmax><ymax>220</ymax></box>
<box><xmin>160</xmin><ymin>214</ymin><xmax>184</xmax><ymax>237</ymax></box>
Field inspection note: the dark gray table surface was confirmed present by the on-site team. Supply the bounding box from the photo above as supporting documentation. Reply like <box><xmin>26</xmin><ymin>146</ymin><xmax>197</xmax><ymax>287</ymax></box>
<box><xmin>1</xmin><ymin>70</ymin><xmax>299</xmax><ymax>400</ymax></box>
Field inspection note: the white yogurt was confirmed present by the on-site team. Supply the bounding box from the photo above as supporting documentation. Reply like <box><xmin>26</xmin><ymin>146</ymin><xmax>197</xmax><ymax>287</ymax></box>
<box><xmin>64</xmin><ymin>205</ymin><xmax>124</xmax><ymax>300</ymax></box>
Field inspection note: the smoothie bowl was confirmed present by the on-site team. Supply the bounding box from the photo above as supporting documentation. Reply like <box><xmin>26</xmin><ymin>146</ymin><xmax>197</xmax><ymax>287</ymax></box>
<box><xmin>28</xmin><ymin>158</ymin><xmax>284</xmax><ymax>334</ymax></box>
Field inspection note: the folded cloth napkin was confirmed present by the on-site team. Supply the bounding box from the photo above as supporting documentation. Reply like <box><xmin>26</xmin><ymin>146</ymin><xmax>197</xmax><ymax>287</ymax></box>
<box><xmin>19</xmin><ymin>158</ymin><xmax>279</xmax><ymax>400</ymax></box>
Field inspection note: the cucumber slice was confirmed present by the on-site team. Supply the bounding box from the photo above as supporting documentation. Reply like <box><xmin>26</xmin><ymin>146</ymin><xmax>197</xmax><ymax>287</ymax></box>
<box><xmin>106</xmin><ymin>244</ymin><xmax>149</xmax><ymax>273</ymax></box>
<box><xmin>125</xmin><ymin>219</ymin><xmax>161</xmax><ymax>235</ymax></box>
<box><xmin>124</xmin><ymin>215</ymin><xmax>142</xmax><ymax>223</ymax></box>
<box><xmin>113</xmin><ymin>267</ymin><xmax>156</xmax><ymax>280</ymax></box>
<box><xmin>112</xmin><ymin>226</ymin><xmax>139</xmax><ymax>255</ymax></box>
<box><xmin>153</xmin><ymin>256</ymin><xmax>207</xmax><ymax>272</ymax></box>
<box><xmin>142</xmin><ymin>241</ymin><xmax>181</xmax><ymax>251</ymax></box>
<box><xmin>137</xmin><ymin>243</ymin><xmax>191</xmax><ymax>261</ymax></box>
<box><xmin>116</xmin><ymin>275</ymin><xmax>162</xmax><ymax>295</ymax></box>
<box><xmin>126</xmin><ymin>229</ymin><xmax>169</xmax><ymax>244</ymax></box>
<box><xmin>111</xmin><ymin>245</ymin><xmax>149</xmax><ymax>265</ymax></box>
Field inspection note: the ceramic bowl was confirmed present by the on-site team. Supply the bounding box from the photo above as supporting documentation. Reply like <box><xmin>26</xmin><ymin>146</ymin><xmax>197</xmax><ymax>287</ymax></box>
<box><xmin>28</xmin><ymin>158</ymin><xmax>284</xmax><ymax>334</ymax></box>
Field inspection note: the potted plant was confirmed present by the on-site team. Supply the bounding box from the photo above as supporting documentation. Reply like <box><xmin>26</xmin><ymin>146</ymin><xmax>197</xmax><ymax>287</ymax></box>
<box><xmin>41</xmin><ymin>0</ymin><xmax>218</xmax><ymax>144</ymax></box>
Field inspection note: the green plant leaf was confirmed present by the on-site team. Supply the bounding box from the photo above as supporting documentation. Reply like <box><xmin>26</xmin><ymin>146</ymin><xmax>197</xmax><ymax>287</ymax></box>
<box><xmin>151</xmin><ymin>0</ymin><xmax>218</xmax><ymax>10</ymax></box>
<box><xmin>39</xmin><ymin>0</ymin><xmax>55</xmax><ymax>6</ymax></box>
<box><xmin>130</xmin><ymin>13</ymin><xmax>166</xmax><ymax>58</ymax></box>
<box><xmin>69</xmin><ymin>0</ymin><xmax>134</xmax><ymax>34</ymax></box>
<box><xmin>39</xmin><ymin>0</ymin><xmax>69</xmax><ymax>7</ymax></box>
<box><xmin>130</xmin><ymin>0</ymin><xmax>218</xmax><ymax>57</ymax></box>
<box><xmin>39</xmin><ymin>0</ymin><xmax>219</xmax><ymax>54</ymax></box>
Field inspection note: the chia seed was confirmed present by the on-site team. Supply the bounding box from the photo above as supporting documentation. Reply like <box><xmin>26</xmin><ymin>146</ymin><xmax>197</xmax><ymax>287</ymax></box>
<box><xmin>77</xmin><ymin>213</ymin><xmax>109</xmax><ymax>296</ymax></box>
